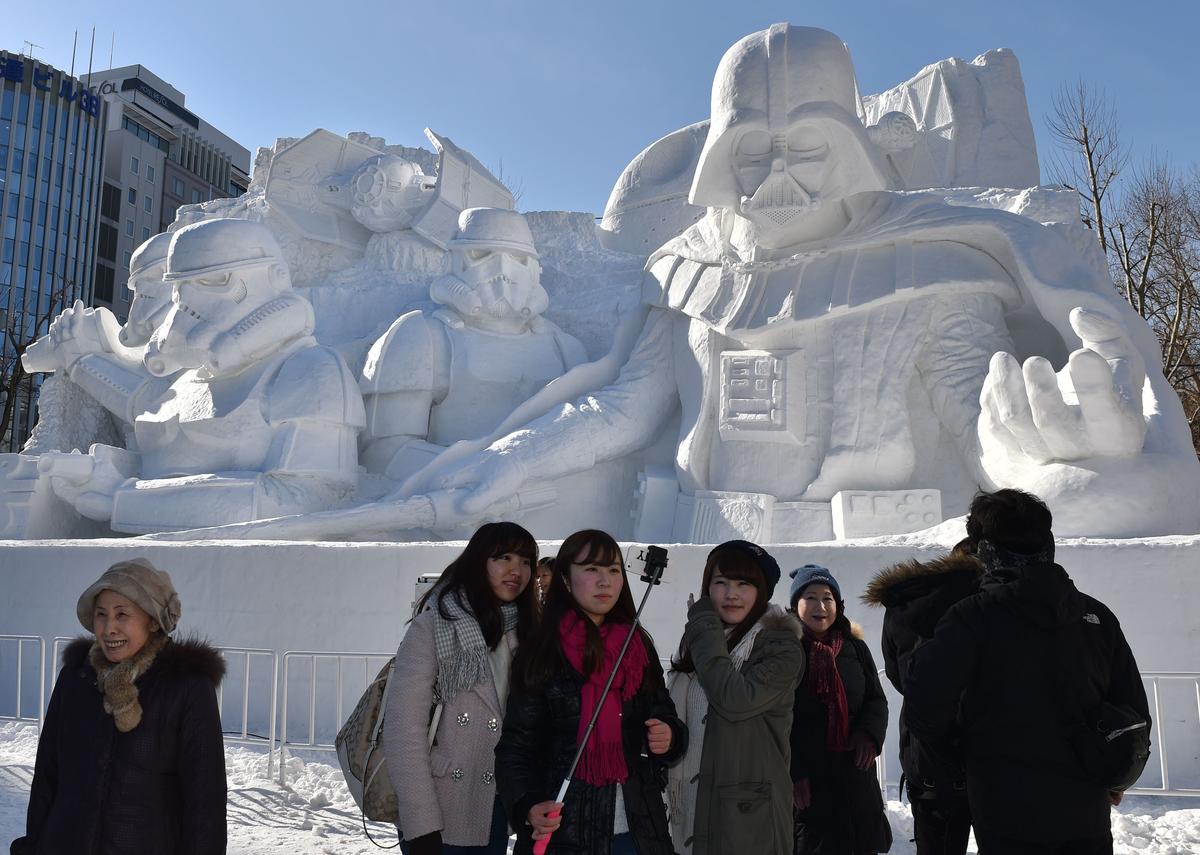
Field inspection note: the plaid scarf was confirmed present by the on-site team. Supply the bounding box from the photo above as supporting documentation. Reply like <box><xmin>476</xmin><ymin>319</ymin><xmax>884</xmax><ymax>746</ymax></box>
<box><xmin>430</xmin><ymin>590</ymin><xmax>518</xmax><ymax>705</ymax></box>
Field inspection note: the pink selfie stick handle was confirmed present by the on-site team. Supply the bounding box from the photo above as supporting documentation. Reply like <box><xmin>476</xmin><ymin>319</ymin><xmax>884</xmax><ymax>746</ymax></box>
<box><xmin>532</xmin><ymin>779</ymin><xmax>571</xmax><ymax>855</ymax></box>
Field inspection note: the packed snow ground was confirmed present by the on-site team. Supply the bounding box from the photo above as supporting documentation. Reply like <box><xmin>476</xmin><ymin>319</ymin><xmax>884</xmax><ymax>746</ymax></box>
<box><xmin>0</xmin><ymin>722</ymin><xmax>1196</xmax><ymax>853</ymax></box>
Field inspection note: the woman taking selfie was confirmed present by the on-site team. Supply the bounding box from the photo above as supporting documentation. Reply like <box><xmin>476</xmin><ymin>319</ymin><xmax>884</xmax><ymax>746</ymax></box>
<box><xmin>496</xmin><ymin>529</ymin><xmax>686</xmax><ymax>855</ymax></box>
<box><xmin>788</xmin><ymin>565</ymin><xmax>891</xmax><ymax>854</ymax></box>
<box><xmin>13</xmin><ymin>558</ymin><xmax>226</xmax><ymax>855</ymax></box>
<box><xmin>385</xmin><ymin>522</ymin><xmax>540</xmax><ymax>855</ymax></box>
<box><xmin>667</xmin><ymin>540</ymin><xmax>805</xmax><ymax>855</ymax></box>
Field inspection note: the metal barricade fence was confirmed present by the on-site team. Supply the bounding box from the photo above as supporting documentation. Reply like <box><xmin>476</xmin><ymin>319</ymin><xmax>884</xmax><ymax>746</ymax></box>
<box><xmin>9</xmin><ymin>632</ymin><xmax>1200</xmax><ymax>798</ymax></box>
<box><xmin>277</xmin><ymin>650</ymin><xmax>392</xmax><ymax>785</ymax></box>
<box><xmin>0</xmin><ymin>636</ymin><xmax>45</xmax><ymax>727</ymax></box>
<box><xmin>1128</xmin><ymin>672</ymin><xmax>1200</xmax><ymax>797</ymax></box>
<box><xmin>215</xmin><ymin>647</ymin><xmax>280</xmax><ymax>780</ymax></box>
<box><xmin>876</xmin><ymin>668</ymin><xmax>1200</xmax><ymax>798</ymax></box>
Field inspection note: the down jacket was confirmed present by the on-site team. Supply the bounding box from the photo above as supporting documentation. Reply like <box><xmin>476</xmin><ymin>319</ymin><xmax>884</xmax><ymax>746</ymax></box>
<box><xmin>790</xmin><ymin>622</ymin><xmax>891</xmax><ymax>853</ymax></box>
<box><xmin>905</xmin><ymin>560</ymin><xmax>1150</xmax><ymax>845</ymax></box>
<box><xmin>13</xmin><ymin>636</ymin><xmax>227</xmax><ymax>855</ymax></box>
<box><xmin>496</xmin><ymin>641</ymin><xmax>686</xmax><ymax>855</ymax></box>
<box><xmin>862</xmin><ymin>550</ymin><xmax>982</xmax><ymax>797</ymax></box>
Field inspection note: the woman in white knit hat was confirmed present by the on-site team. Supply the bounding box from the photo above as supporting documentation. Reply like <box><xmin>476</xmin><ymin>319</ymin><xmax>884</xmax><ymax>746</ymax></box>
<box><xmin>11</xmin><ymin>557</ymin><xmax>227</xmax><ymax>855</ymax></box>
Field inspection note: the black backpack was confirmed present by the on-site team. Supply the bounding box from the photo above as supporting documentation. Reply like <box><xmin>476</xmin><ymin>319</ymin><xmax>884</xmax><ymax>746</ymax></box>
<box><xmin>1056</xmin><ymin>614</ymin><xmax>1151</xmax><ymax>792</ymax></box>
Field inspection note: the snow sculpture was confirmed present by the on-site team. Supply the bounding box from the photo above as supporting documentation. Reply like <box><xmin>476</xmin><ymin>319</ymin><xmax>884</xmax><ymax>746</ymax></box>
<box><xmin>600</xmin><ymin>46</ymin><xmax>1038</xmax><ymax>259</ymax></box>
<box><xmin>417</xmin><ymin>23</ymin><xmax>1200</xmax><ymax>540</ymax></box>
<box><xmin>264</xmin><ymin>128</ymin><xmax>514</xmax><ymax>277</ymax></box>
<box><xmin>359</xmin><ymin>207</ymin><xmax>587</xmax><ymax>483</ymax></box>
<box><xmin>20</xmin><ymin>218</ymin><xmax>365</xmax><ymax>533</ymax></box>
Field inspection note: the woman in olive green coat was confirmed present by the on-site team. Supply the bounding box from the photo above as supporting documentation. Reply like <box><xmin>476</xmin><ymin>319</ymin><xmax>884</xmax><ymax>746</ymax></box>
<box><xmin>668</xmin><ymin>541</ymin><xmax>806</xmax><ymax>855</ymax></box>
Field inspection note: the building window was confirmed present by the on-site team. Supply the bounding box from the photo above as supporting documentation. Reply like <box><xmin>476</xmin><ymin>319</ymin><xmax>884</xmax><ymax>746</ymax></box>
<box><xmin>127</xmin><ymin>187</ymin><xmax>136</xmax><ymax>205</ymax></box>
<box><xmin>94</xmin><ymin>263</ymin><xmax>115</xmax><ymax>302</ymax></box>
<box><xmin>98</xmin><ymin>223</ymin><xmax>119</xmax><ymax>262</ymax></box>
<box><xmin>123</xmin><ymin>250</ymin><xmax>132</xmax><ymax>268</ymax></box>
<box><xmin>130</xmin><ymin>156</ymin><xmax>139</xmax><ymax>175</ymax></box>
<box><xmin>142</xmin><ymin>227</ymin><xmax>151</xmax><ymax>241</ymax></box>
<box><xmin>143</xmin><ymin>196</ymin><xmax>152</xmax><ymax>215</ymax></box>
<box><xmin>146</xmin><ymin>165</ymin><xmax>155</xmax><ymax>183</ymax></box>
<box><xmin>172</xmin><ymin>177</ymin><xmax>185</xmax><ymax>196</ymax></box>
<box><xmin>190</xmin><ymin>189</ymin><xmax>202</xmax><ymax>204</ymax></box>
<box><xmin>125</xmin><ymin>219</ymin><xmax>134</xmax><ymax>237</ymax></box>
<box><xmin>101</xmin><ymin>183</ymin><xmax>121</xmax><ymax>221</ymax></box>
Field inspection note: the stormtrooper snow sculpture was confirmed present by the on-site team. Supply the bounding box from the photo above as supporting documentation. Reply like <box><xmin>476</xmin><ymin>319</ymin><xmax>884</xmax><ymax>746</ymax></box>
<box><xmin>360</xmin><ymin>207</ymin><xmax>587</xmax><ymax>483</ymax></box>
<box><xmin>119</xmin><ymin>232</ymin><xmax>175</xmax><ymax>347</ymax></box>
<box><xmin>27</xmin><ymin>217</ymin><xmax>365</xmax><ymax>533</ymax></box>
<box><xmin>427</xmin><ymin>24</ymin><xmax>1200</xmax><ymax>540</ymax></box>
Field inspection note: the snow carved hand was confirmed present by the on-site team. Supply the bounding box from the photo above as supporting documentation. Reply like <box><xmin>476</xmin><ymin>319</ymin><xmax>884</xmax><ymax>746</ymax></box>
<box><xmin>23</xmin><ymin>301</ymin><xmax>122</xmax><ymax>375</ymax></box>
<box><xmin>979</xmin><ymin>307</ymin><xmax>1147</xmax><ymax>465</ymax></box>
<box><xmin>38</xmin><ymin>444</ymin><xmax>140</xmax><ymax>521</ymax></box>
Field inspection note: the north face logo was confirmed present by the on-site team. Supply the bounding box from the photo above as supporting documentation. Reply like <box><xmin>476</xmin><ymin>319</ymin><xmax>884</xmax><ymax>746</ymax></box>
<box><xmin>1083</xmin><ymin>613</ymin><xmax>1100</xmax><ymax>625</ymax></box>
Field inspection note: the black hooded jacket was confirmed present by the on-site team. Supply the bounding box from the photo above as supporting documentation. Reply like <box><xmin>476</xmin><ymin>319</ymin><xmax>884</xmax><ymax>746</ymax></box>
<box><xmin>13</xmin><ymin>636</ymin><xmax>227</xmax><ymax>855</ymax></box>
<box><xmin>905</xmin><ymin>561</ymin><xmax>1149</xmax><ymax>844</ymax></box>
<box><xmin>496</xmin><ymin>652</ymin><xmax>686</xmax><ymax>855</ymax></box>
<box><xmin>862</xmin><ymin>550</ymin><xmax>982</xmax><ymax>795</ymax></box>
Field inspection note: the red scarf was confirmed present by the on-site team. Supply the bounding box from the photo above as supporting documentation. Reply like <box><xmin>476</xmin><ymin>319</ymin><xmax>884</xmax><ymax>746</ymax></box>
<box><xmin>558</xmin><ymin>610</ymin><xmax>648</xmax><ymax>785</ymax></box>
<box><xmin>802</xmin><ymin>628</ymin><xmax>850</xmax><ymax>752</ymax></box>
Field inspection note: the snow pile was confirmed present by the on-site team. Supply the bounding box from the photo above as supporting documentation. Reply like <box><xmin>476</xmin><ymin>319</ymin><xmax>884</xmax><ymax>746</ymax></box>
<box><xmin>1</xmin><ymin>722</ymin><xmax>1197</xmax><ymax>854</ymax></box>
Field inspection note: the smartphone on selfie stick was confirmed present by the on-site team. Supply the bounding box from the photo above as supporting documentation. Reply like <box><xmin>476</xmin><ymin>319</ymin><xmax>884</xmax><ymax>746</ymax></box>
<box><xmin>532</xmin><ymin>545</ymin><xmax>669</xmax><ymax>855</ymax></box>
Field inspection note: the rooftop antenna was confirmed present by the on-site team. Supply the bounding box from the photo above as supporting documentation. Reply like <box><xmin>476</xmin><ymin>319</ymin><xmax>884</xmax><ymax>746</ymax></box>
<box><xmin>108</xmin><ymin>32</ymin><xmax>114</xmax><ymax>69</ymax></box>
<box><xmin>86</xmin><ymin>26</ymin><xmax>95</xmax><ymax>87</ymax></box>
<box><xmin>69</xmin><ymin>30</ymin><xmax>77</xmax><ymax>79</ymax></box>
<box><xmin>21</xmin><ymin>41</ymin><xmax>42</xmax><ymax>60</ymax></box>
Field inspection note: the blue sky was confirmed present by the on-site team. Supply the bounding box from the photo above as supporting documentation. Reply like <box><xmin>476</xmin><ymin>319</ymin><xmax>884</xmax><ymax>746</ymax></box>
<box><xmin>6</xmin><ymin>0</ymin><xmax>1198</xmax><ymax>213</ymax></box>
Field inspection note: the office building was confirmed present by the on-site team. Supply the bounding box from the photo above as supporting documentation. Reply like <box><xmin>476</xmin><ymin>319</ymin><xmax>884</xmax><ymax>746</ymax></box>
<box><xmin>0</xmin><ymin>49</ymin><xmax>107</xmax><ymax>450</ymax></box>
<box><xmin>88</xmin><ymin>64</ymin><xmax>251</xmax><ymax>319</ymax></box>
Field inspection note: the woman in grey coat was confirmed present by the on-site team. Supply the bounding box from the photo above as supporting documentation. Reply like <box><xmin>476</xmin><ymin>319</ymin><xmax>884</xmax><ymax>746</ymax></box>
<box><xmin>668</xmin><ymin>541</ymin><xmax>806</xmax><ymax>855</ymax></box>
<box><xmin>384</xmin><ymin>522</ymin><xmax>539</xmax><ymax>855</ymax></box>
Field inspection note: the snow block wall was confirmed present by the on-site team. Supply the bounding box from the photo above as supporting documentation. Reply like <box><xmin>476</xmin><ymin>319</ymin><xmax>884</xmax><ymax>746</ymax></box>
<box><xmin>1</xmin><ymin>535</ymin><xmax>1197</xmax><ymax>788</ymax></box>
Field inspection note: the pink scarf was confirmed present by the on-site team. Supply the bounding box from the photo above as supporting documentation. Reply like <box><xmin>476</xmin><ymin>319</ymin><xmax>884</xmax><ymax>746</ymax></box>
<box><xmin>558</xmin><ymin>610</ymin><xmax>648</xmax><ymax>785</ymax></box>
<box><xmin>803</xmin><ymin>628</ymin><xmax>851</xmax><ymax>752</ymax></box>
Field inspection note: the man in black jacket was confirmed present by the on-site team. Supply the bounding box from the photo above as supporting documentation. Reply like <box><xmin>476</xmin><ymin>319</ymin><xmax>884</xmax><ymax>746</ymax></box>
<box><xmin>905</xmin><ymin>489</ymin><xmax>1150</xmax><ymax>855</ymax></box>
<box><xmin>864</xmin><ymin>540</ymin><xmax>982</xmax><ymax>854</ymax></box>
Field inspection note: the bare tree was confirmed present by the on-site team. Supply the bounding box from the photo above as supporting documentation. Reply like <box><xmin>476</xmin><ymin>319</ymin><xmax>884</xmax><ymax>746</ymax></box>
<box><xmin>1105</xmin><ymin>158</ymin><xmax>1200</xmax><ymax>446</ymax></box>
<box><xmin>0</xmin><ymin>280</ymin><xmax>73</xmax><ymax>450</ymax></box>
<box><xmin>1049</xmin><ymin>83</ymin><xmax>1200</xmax><ymax>453</ymax></box>
<box><xmin>1047</xmin><ymin>81</ymin><xmax>1127</xmax><ymax>253</ymax></box>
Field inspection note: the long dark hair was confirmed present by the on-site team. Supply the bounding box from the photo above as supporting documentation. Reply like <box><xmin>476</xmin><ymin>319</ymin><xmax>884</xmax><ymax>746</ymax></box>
<box><xmin>513</xmin><ymin>529</ymin><xmax>659</xmax><ymax>692</ymax></box>
<box><xmin>671</xmin><ymin>545</ymin><xmax>770</xmax><ymax>674</ymax></box>
<box><xmin>415</xmin><ymin>521</ymin><xmax>539</xmax><ymax>648</ymax></box>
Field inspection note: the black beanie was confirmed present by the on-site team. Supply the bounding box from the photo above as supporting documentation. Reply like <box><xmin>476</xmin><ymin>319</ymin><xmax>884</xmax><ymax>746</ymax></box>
<box><xmin>708</xmin><ymin>540</ymin><xmax>781</xmax><ymax>595</ymax></box>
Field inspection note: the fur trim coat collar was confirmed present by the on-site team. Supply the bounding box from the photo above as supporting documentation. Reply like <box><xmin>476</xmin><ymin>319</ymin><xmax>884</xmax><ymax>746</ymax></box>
<box><xmin>64</xmin><ymin>635</ymin><xmax>225</xmax><ymax>732</ymax></box>
<box><xmin>862</xmin><ymin>552</ymin><xmax>983</xmax><ymax>609</ymax></box>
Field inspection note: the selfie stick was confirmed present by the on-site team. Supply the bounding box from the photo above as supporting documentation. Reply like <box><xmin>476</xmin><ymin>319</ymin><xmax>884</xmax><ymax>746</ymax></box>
<box><xmin>532</xmin><ymin>545</ymin><xmax>669</xmax><ymax>855</ymax></box>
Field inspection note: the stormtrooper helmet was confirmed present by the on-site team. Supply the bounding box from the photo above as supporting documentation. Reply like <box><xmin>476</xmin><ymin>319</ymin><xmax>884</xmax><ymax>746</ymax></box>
<box><xmin>120</xmin><ymin>232</ymin><xmax>173</xmax><ymax>347</ymax></box>
<box><xmin>430</xmin><ymin>208</ymin><xmax>548</xmax><ymax>328</ymax></box>
<box><xmin>146</xmin><ymin>218</ymin><xmax>312</xmax><ymax>378</ymax></box>
<box><xmin>690</xmin><ymin>24</ymin><xmax>893</xmax><ymax>240</ymax></box>
<box><xmin>350</xmin><ymin>154</ymin><xmax>437</xmax><ymax>233</ymax></box>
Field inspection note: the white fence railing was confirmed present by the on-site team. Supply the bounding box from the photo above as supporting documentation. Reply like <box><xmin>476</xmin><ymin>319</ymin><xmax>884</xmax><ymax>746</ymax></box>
<box><xmin>215</xmin><ymin>647</ymin><xmax>280</xmax><ymax>780</ymax></box>
<box><xmin>1128</xmin><ymin>672</ymin><xmax>1200</xmax><ymax>797</ymax></box>
<box><xmin>0</xmin><ymin>636</ymin><xmax>44</xmax><ymax>726</ymax></box>
<box><xmin>875</xmin><ymin>669</ymin><xmax>1200</xmax><ymax>798</ymax></box>
<box><xmin>7</xmin><ymin>634</ymin><xmax>1200</xmax><ymax>798</ymax></box>
<box><xmin>277</xmin><ymin>650</ymin><xmax>392</xmax><ymax>785</ymax></box>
